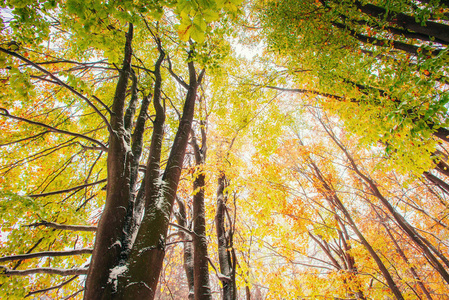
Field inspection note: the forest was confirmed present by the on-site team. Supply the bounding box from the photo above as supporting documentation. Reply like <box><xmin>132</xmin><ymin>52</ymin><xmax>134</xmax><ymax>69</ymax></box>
<box><xmin>0</xmin><ymin>0</ymin><xmax>448</xmax><ymax>299</ymax></box>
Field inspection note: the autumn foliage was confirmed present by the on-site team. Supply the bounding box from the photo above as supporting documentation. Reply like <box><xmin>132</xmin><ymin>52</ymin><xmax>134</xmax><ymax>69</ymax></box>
<box><xmin>1</xmin><ymin>0</ymin><xmax>448</xmax><ymax>299</ymax></box>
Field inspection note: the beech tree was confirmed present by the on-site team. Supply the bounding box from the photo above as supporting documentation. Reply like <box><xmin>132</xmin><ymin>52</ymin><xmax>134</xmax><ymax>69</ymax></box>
<box><xmin>241</xmin><ymin>106</ymin><xmax>449</xmax><ymax>298</ymax></box>
<box><xmin>1</xmin><ymin>0</ymin><xmax>449</xmax><ymax>299</ymax></box>
<box><xmin>0</xmin><ymin>0</ymin><xmax>240</xmax><ymax>298</ymax></box>
<box><xmin>256</xmin><ymin>0</ymin><xmax>449</xmax><ymax>174</ymax></box>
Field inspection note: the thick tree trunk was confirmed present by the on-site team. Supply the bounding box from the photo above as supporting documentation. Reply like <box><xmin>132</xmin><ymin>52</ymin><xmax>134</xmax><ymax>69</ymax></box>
<box><xmin>114</xmin><ymin>60</ymin><xmax>204</xmax><ymax>300</ymax></box>
<box><xmin>430</xmin><ymin>127</ymin><xmax>449</xmax><ymax>143</ymax></box>
<box><xmin>84</xmin><ymin>24</ymin><xmax>134</xmax><ymax>300</ymax></box>
<box><xmin>354</xmin><ymin>1</ymin><xmax>449</xmax><ymax>43</ymax></box>
<box><xmin>332</xmin><ymin>22</ymin><xmax>442</xmax><ymax>56</ymax></box>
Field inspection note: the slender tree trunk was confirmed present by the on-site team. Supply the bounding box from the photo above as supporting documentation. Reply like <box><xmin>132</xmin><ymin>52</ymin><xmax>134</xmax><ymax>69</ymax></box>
<box><xmin>379</xmin><ymin>216</ymin><xmax>434</xmax><ymax>300</ymax></box>
<box><xmin>317</xmin><ymin>114</ymin><xmax>449</xmax><ymax>285</ymax></box>
<box><xmin>216</xmin><ymin>173</ymin><xmax>236</xmax><ymax>300</ymax></box>
<box><xmin>192</xmin><ymin>170</ymin><xmax>212</xmax><ymax>299</ymax></box>
<box><xmin>175</xmin><ymin>198</ymin><xmax>195</xmax><ymax>300</ymax></box>
<box><xmin>424</xmin><ymin>171</ymin><xmax>449</xmax><ymax>196</ymax></box>
<box><xmin>332</xmin><ymin>194</ymin><xmax>404</xmax><ymax>299</ymax></box>
<box><xmin>191</xmin><ymin>127</ymin><xmax>212</xmax><ymax>300</ymax></box>
<box><xmin>308</xmin><ymin>161</ymin><xmax>405</xmax><ymax>300</ymax></box>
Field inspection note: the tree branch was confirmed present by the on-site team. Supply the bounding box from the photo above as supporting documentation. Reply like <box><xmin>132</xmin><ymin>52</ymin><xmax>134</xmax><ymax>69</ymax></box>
<box><xmin>206</xmin><ymin>257</ymin><xmax>231</xmax><ymax>283</ymax></box>
<box><xmin>0</xmin><ymin>108</ymin><xmax>107</xmax><ymax>151</ymax></box>
<box><xmin>27</xmin><ymin>179</ymin><xmax>106</xmax><ymax>198</ymax></box>
<box><xmin>0</xmin><ymin>266</ymin><xmax>88</xmax><ymax>276</ymax></box>
<box><xmin>254</xmin><ymin>85</ymin><xmax>348</xmax><ymax>101</ymax></box>
<box><xmin>25</xmin><ymin>275</ymin><xmax>79</xmax><ymax>298</ymax></box>
<box><xmin>166</xmin><ymin>54</ymin><xmax>189</xmax><ymax>89</ymax></box>
<box><xmin>0</xmin><ymin>47</ymin><xmax>112</xmax><ymax>132</ymax></box>
<box><xmin>25</xmin><ymin>221</ymin><xmax>97</xmax><ymax>232</ymax></box>
<box><xmin>169</xmin><ymin>222</ymin><xmax>195</xmax><ymax>236</ymax></box>
<box><xmin>0</xmin><ymin>249</ymin><xmax>93</xmax><ymax>263</ymax></box>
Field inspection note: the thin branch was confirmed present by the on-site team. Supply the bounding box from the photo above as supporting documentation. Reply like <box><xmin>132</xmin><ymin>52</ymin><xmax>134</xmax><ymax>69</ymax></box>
<box><xmin>0</xmin><ymin>266</ymin><xmax>88</xmax><ymax>276</ymax></box>
<box><xmin>207</xmin><ymin>257</ymin><xmax>231</xmax><ymax>282</ymax></box>
<box><xmin>63</xmin><ymin>288</ymin><xmax>84</xmax><ymax>299</ymax></box>
<box><xmin>0</xmin><ymin>108</ymin><xmax>107</xmax><ymax>151</ymax></box>
<box><xmin>0</xmin><ymin>131</ymin><xmax>49</xmax><ymax>147</ymax></box>
<box><xmin>0</xmin><ymin>47</ymin><xmax>113</xmax><ymax>132</ymax></box>
<box><xmin>169</xmin><ymin>222</ymin><xmax>195</xmax><ymax>236</ymax></box>
<box><xmin>27</xmin><ymin>179</ymin><xmax>106</xmax><ymax>198</ymax></box>
<box><xmin>25</xmin><ymin>275</ymin><xmax>78</xmax><ymax>298</ymax></box>
<box><xmin>0</xmin><ymin>249</ymin><xmax>93</xmax><ymax>263</ymax></box>
<box><xmin>166</xmin><ymin>54</ymin><xmax>189</xmax><ymax>89</ymax></box>
<box><xmin>25</xmin><ymin>221</ymin><xmax>97</xmax><ymax>232</ymax></box>
<box><xmin>253</xmin><ymin>84</ymin><xmax>347</xmax><ymax>101</ymax></box>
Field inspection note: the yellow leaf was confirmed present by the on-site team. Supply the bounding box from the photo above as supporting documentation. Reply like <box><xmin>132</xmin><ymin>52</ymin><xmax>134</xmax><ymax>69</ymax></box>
<box><xmin>178</xmin><ymin>24</ymin><xmax>192</xmax><ymax>41</ymax></box>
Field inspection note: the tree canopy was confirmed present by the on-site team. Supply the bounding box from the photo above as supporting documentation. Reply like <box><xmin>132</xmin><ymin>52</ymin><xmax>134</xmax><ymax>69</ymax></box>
<box><xmin>0</xmin><ymin>0</ymin><xmax>448</xmax><ymax>299</ymax></box>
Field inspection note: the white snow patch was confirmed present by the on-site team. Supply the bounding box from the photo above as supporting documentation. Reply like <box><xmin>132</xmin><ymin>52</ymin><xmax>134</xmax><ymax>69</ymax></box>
<box><xmin>108</xmin><ymin>264</ymin><xmax>128</xmax><ymax>291</ymax></box>
<box><xmin>109</xmin><ymin>240</ymin><xmax>122</xmax><ymax>249</ymax></box>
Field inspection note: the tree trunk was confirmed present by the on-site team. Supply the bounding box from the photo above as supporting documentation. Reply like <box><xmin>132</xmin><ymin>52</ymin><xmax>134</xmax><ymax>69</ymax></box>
<box><xmin>216</xmin><ymin>173</ymin><xmax>236</xmax><ymax>300</ymax></box>
<box><xmin>318</xmin><ymin>114</ymin><xmax>449</xmax><ymax>285</ymax></box>
<box><xmin>84</xmin><ymin>24</ymin><xmax>134</xmax><ymax>300</ymax></box>
<box><xmin>191</xmin><ymin>127</ymin><xmax>212</xmax><ymax>300</ymax></box>
<box><xmin>114</xmin><ymin>59</ymin><xmax>204</xmax><ymax>300</ymax></box>
<box><xmin>175</xmin><ymin>197</ymin><xmax>195</xmax><ymax>300</ymax></box>
<box><xmin>308</xmin><ymin>161</ymin><xmax>405</xmax><ymax>300</ymax></box>
<box><xmin>354</xmin><ymin>1</ymin><xmax>449</xmax><ymax>43</ymax></box>
<box><xmin>193</xmin><ymin>170</ymin><xmax>212</xmax><ymax>300</ymax></box>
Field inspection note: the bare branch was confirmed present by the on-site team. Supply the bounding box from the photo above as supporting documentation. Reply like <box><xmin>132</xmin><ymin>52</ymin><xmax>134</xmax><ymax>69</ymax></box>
<box><xmin>0</xmin><ymin>109</ymin><xmax>107</xmax><ymax>151</ymax></box>
<box><xmin>206</xmin><ymin>257</ymin><xmax>231</xmax><ymax>283</ymax></box>
<box><xmin>63</xmin><ymin>288</ymin><xmax>84</xmax><ymax>299</ymax></box>
<box><xmin>0</xmin><ymin>266</ymin><xmax>88</xmax><ymax>276</ymax></box>
<box><xmin>25</xmin><ymin>221</ymin><xmax>97</xmax><ymax>232</ymax></box>
<box><xmin>169</xmin><ymin>222</ymin><xmax>195</xmax><ymax>236</ymax></box>
<box><xmin>166</xmin><ymin>55</ymin><xmax>189</xmax><ymax>89</ymax></box>
<box><xmin>0</xmin><ymin>249</ymin><xmax>93</xmax><ymax>263</ymax></box>
<box><xmin>0</xmin><ymin>47</ymin><xmax>113</xmax><ymax>132</ymax></box>
<box><xmin>25</xmin><ymin>275</ymin><xmax>78</xmax><ymax>298</ymax></box>
<box><xmin>0</xmin><ymin>131</ymin><xmax>49</xmax><ymax>147</ymax></box>
<box><xmin>27</xmin><ymin>179</ymin><xmax>106</xmax><ymax>198</ymax></box>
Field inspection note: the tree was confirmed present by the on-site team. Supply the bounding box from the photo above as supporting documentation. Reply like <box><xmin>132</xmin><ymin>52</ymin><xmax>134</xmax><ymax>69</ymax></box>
<box><xmin>0</xmin><ymin>0</ymin><xmax>240</xmax><ymax>298</ymax></box>
<box><xmin>2</xmin><ymin>0</ymin><xmax>449</xmax><ymax>299</ymax></box>
<box><xmin>255</xmin><ymin>0</ymin><xmax>449</xmax><ymax>174</ymax></box>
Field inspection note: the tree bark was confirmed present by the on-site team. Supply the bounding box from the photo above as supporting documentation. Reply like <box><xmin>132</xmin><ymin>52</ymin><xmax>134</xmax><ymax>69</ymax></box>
<box><xmin>84</xmin><ymin>23</ymin><xmax>134</xmax><ymax>300</ymax></box>
<box><xmin>192</xmin><ymin>127</ymin><xmax>212</xmax><ymax>300</ymax></box>
<box><xmin>354</xmin><ymin>1</ymin><xmax>449</xmax><ymax>43</ymax></box>
<box><xmin>175</xmin><ymin>197</ymin><xmax>195</xmax><ymax>299</ymax></box>
<box><xmin>216</xmin><ymin>173</ymin><xmax>237</xmax><ymax>300</ymax></box>
<box><xmin>114</xmin><ymin>56</ymin><xmax>205</xmax><ymax>300</ymax></box>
